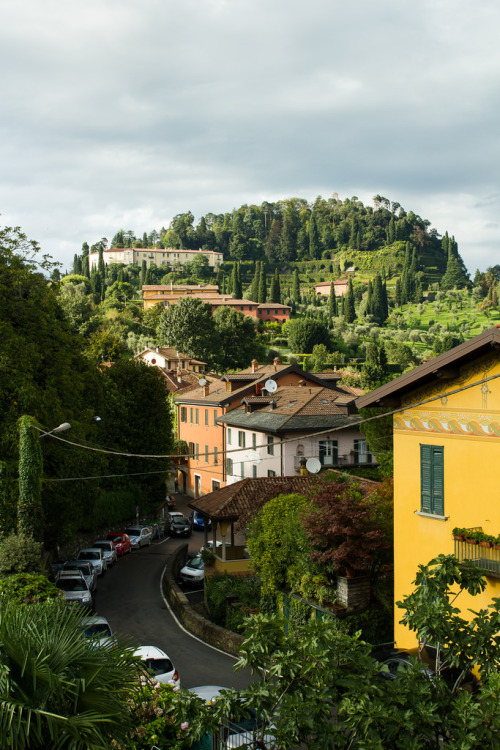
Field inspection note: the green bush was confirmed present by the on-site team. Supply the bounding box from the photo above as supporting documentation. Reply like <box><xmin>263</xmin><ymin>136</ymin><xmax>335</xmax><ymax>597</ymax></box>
<box><xmin>0</xmin><ymin>572</ymin><xmax>61</xmax><ymax>604</ymax></box>
<box><xmin>205</xmin><ymin>573</ymin><xmax>261</xmax><ymax>631</ymax></box>
<box><xmin>0</xmin><ymin>532</ymin><xmax>43</xmax><ymax>577</ymax></box>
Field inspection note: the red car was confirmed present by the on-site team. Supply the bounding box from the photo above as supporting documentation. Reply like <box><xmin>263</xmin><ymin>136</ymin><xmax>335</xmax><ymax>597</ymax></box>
<box><xmin>106</xmin><ymin>532</ymin><xmax>131</xmax><ymax>557</ymax></box>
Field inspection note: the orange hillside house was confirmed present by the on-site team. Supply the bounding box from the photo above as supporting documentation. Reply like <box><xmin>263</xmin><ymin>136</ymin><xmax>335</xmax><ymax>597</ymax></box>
<box><xmin>357</xmin><ymin>327</ymin><xmax>500</xmax><ymax>649</ymax></box>
<box><xmin>173</xmin><ymin>360</ymin><xmax>336</xmax><ymax>498</ymax></box>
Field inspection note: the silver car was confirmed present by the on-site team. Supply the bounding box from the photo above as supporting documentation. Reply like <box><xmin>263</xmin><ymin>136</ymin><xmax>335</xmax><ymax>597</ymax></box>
<box><xmin>62</xmin><ymin>560</ymin><xmax>97</xmax><ymax>593</ymax></box>
<box><xmin>92</xmin><ymin>540</ymin><xmax>118</xmax><ymax>567</ymax></box>
<box><xmin>56</xmin><ymin>572</ymin><xmax>93</xmax><ymax>609</ymax></box>
<box><xmin>77</xmin><ymin>547</ymin><xmax>106</xmax><ymax>576</ymax></box>
<box><xmin>80</xmin><ymin>615</ymin><xmax>116</xmax><ymax>647</ymax></box>
<box><xmin>124</xmin><ymin>525</ymin><xmax>153</xmax><ymax>549</ymax></box>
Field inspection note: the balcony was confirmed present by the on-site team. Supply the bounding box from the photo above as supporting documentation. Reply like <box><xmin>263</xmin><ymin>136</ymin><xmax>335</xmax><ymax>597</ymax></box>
<box><xmin>454</xmin><ymin>528</ymin><xmax>500</xmax><ymax>579</ymax></box>
<box><xmin>293</xmin><ymin>453</ymin><xmax>374</xmax><ymax>472</ymax></box>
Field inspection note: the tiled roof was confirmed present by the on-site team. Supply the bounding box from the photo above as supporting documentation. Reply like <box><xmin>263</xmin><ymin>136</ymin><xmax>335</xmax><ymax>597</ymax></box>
<box><xmin>142</xmin><ymin>285</ymin><xmax>218</xmax><ymax>291</ymax></box>
<box><xmin>188</xmin><ymin>476</ymin><xmax>318</xmax><ymax>524</ymax></box>
<box><xmin>189</xmin><ymin>473</ymin><xmax>377</xmax><ymax>527</ymax></box>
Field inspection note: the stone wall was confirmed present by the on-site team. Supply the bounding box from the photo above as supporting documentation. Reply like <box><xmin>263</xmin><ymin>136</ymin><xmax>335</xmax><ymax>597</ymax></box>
<box><xmin>162</xmin><ymin>546</ymin><xmax>244</xmax><ymax>657</ymax></box>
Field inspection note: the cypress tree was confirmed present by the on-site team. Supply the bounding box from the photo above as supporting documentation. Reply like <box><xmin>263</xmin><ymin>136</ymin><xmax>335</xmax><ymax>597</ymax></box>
<box><xmin>233</xmin><ymin>262</ymin><xmax>242</xmax><ymax>299</ymax></box>
<box><xmin>328</xmin><ymin>283</ymin><xmax>337</xmax><ymax>319</ymax></box>
<box><xmin>98</xmin><ymin>245</ymin><xmax>105</xmax><ymax>277</ymax></box>
<box><xmin>270</xmin><ymin>268</ymin><xmax>281</xmax><ymax>303</ymax></box>
<box><xmin>395</xmin><ymin>277</ymin><xmax>402</xmax><ymax>307</ymax></box>
<box><xmin>258</xmin><ymin>264</ymin><xmax>267</xmax><ymax>303</ymax></box>
<box><xmin>292</xmin><ymin>268</ymin><xmax>301</xmax><ymax>304</ymax></box>
<box><xmin>344</xmin><ymin>278</ymin><xmax>356</xmax><ymax>323</ymax></box>
<box><xmin>247</xmin><ymin>261</ymin><xmax>260</xmax><ymax>301</ymax></box>
<box><xmin>140</xmin><ymin>260</ymin><xmax>147</xmax><ymax>286</ymax></box>
<box><xmin>308</xmin><ymin>213</ymin><xmax>322</xmax><ymax>260</ymax></box>
<box><xmin>366</xmin><ymin>281</ymin><xmax>373</xmax><ymax>317</ymax></box>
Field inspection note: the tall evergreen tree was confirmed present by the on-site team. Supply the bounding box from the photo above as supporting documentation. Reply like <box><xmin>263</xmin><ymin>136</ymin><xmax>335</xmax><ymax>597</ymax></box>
<box><xmin>344</xmin><ymin>278</ymin><xmax>356</xmax><ymax>323</ymax></box>
<box><xmin>308</xmin><ymin>213</ymin><xmax>322</xmax><ymax>260</ymax></box>
<box><xmin>270</xmin><ymin>268</ymin><xmax>281</xmax><ymax>303</ymax></box>
<box><xmin>395</xmin><ymin>277</ymin><xmax>402</xmax><ymax>307</ymax></box>
<box><xmin>292</xmin><ymin>268</ymin><xmax>301</xmax><ymax>304</ymax></box>
<box><xmin>232</xmin><ymin>262</ymin><xmax>242</xmax><ymax>299</ymax></box>
<box><xmin>328</xmin><ymin>283</ymin><xmax>337</xmax><ymax>319</ymax></box>
<box><xmin>247</xmin><ymin>261</ymin><xmax>260</xmax><ymax>301</ymax></box>
<box><xmin>258</xmin><ymin>264</ymin><xmax>267</xmax><ymax>303</ymax></box>
<box><xmin>140</xmin><ymin>260</ymin><xmax>147</xmax><ymax>286</ymax></box>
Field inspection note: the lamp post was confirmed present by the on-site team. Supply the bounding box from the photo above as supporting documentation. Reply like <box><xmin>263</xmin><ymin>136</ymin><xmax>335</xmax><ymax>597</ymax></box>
<box><xmin>38</xmin><ymin>422</ymin><xmax>72</xmax><ymax>439</ymax></box>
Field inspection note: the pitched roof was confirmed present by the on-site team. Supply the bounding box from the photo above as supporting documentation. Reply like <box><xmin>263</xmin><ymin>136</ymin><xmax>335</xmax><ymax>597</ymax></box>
<box><xmin>356</xmin><ymin>326</ymin><xmax>500</xmax><ymax>409</ymax></box>
<box><xmin>189</xmin><ymin>473</ymin><xmax>378</xmax><ymax>527</ymax></box>
<box><xmin>188</xmin><ymin>476</ymin><xmax>318</xmax><ymax>524</ymax></box>
<box><xmin>218</xmin><ymin>386</ymin><xmax>361</xmax><ymax>432</ymax></box>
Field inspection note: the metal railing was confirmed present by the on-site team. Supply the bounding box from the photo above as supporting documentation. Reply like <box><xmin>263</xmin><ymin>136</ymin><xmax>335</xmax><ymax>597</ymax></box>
<box><xmin>454</xmin><ymin>530</ymin><xmax>500</xmax><ymax>578</ymax></box>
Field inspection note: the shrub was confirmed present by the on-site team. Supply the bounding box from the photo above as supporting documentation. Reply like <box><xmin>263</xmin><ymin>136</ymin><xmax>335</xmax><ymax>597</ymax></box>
<box><xmin>0</xmin><ymin>572</ymin><xmax>61</xmax><ymax>604</ymax></box>
<box><xmin>205</xmin><ymin>573</ymin><xmax>261</xmax><ymax>631</ymax></box>
<box><xmin>0</xmin><ymin>532</ymin><xmax>43</xmax><ymax>577</ymax></box>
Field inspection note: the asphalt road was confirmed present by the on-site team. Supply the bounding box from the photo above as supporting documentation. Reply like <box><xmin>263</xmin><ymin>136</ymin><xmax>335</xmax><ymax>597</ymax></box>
<box><xmin>93</xmin><ymin>530</ymin><xmax>253</xmax><ymax>690</ymax></box>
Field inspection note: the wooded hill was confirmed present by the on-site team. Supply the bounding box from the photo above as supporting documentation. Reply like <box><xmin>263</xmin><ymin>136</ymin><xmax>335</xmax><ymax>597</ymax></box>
<box><xmin>74</xmin><ymin>194</ymin><xmax>469</xmax><ymax>288</ymax></box>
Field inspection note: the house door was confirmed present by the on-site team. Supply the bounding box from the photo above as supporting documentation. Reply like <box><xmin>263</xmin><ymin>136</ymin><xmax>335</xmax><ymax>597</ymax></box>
<box><xmin>319</xmin><ymin>440</ymin><xmax>338</xmax><ymax>466</ymax></box>
<box><xmin>194</xmin><ymin>475</ymin><xmax>201</xmax><ymax>498</ymax></box>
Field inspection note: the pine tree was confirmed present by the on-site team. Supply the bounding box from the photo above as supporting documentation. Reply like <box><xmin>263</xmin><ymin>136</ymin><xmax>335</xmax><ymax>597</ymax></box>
<box><xmin>140</xmin><ymin>260</ymin><xmax>147</xmax><ymax>286</ymax></box>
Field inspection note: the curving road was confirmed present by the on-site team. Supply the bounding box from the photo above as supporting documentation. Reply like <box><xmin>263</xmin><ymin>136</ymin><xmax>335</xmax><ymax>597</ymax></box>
<box><xmin>93</xmin><ymin>526</ymin><xmax>252</xmax><ymax>690</ymax></box>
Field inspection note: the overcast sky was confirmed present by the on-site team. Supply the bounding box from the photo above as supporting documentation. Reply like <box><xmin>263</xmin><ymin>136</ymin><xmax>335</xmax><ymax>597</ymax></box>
<box><xmin>1</xmin><ymin>0</ymin><xmax>499</xmax><ymax>274</ymax></box>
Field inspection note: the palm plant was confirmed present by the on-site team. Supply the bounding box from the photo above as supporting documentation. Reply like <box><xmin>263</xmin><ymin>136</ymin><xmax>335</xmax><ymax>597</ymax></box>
<box><xmin>0</xmin><ymin>600</ymin><xmax>141</xmax><ymax>749</ymax></box>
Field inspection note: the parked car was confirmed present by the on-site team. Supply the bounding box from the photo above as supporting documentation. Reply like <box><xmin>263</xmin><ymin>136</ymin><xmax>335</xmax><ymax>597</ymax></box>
<box><xmin>135</xmin><ymin>645</ymin><xmax>180</xmax><ymax>687</ymax></box>
<box><xmin>92</xmin><ymin>540</ymin><xmax>118</xmax><ymax>567</ymax></box>
<box><xmin>56</xmin><ymin>572</ymin><xmax>93</xmax><ymax>609</ymax></box>
<box><xmin>77</xmin><ymin>547</ymin><xmax>106</xmax><ymax>576</ymax></box>
<box><xmin>125</xmin><ymin>525</ymin><xmax>153</xmax><ymax>549</ymax></box>
<box><xmin>105</xmin><ymin>532</ymin><xmax>131</xmax><ymax>557</ymax></box>
<box><xmin>80</xmin><ymin>615</ymin><xmax>116</xmax><ymax>647</ymax></box>
<box><xmin>189</xmin><ymin>510</ymin><xmax>211</xmax><ymax>531</ymax></box>
<box><xmin>372</xmin><ymin>646</ymin><xmax>478</xmax><ymax>693</ymax></box>
<box><xmin>170</xmin><ymin>516</ymin><xmax>191</xmax><ymax>538</ymax></box>
<box><xmin>62</xmin><ymin>560</ymin><xmax>97</xmax><ymax>593</ymax></box>
<box><xmin>179</xmin><ymin>554</ymin><xmax>205</xmax><ymax>585</ymax></box>
<box><xmin>189</xmin><ymin>686</ymin><xmax>276</xmax><ymax>749</ymax></box>
<box><xmin>51</xmin><ymin>558</ymin><xmax>69</xmax><ymax>578</ymax></box>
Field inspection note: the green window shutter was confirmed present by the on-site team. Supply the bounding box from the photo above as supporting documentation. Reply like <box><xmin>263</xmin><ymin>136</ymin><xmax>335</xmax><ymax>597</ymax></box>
<box><xmin>420</xmin><ymin>444</ymin><xmax>444</xmax><ymax>514</ymax></box>
<box><xmin>432</xmin><ymin>446</ymin><xmax>444</xmax><ymax>515</ymax></box>
<box><xmin>420</xmin><ymin>445</ymin><xmax>433</xmax><ymax>512</ymax></box>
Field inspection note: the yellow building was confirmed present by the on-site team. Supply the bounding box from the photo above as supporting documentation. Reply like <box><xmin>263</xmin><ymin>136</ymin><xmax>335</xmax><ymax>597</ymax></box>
<box><xmin>357</xmin><ymin>327</ymin><xmax>500</xmax><ymax>648</ymax></box>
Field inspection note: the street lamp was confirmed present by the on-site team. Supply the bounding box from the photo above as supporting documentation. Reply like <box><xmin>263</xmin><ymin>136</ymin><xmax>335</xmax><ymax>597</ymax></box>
<box><xmin>38</xmin><ymin>422</ymin><xmax>72</xmax><ymax>439</ymax></box>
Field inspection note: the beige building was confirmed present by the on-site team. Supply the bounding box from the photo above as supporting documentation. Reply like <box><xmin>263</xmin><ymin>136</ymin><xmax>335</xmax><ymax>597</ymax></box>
<box><xmin>88</xmin><ymin>247</ymin><xmax>223</xmax><ymax>271</ymax></box>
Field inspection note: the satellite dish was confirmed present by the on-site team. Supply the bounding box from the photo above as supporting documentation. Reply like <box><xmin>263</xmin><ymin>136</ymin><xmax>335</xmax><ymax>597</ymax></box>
<box><xmin>199</xmin><ymin>378</ymin><xmax>207</xmax><ymax>386</ymax></box>
<box><xmin>247</xmin><ymin>450</ymin><xmax>262</xmax><ymax>463</ymax></box>
<box><xmin>306</xmin><ymin>457</ymin><xmax>322</xmax><ymax>474</ymax></box>
<box><xmin>264</xmin><ymin>379</ymin><xmax>278</xmax><ymax>393</ymax></box>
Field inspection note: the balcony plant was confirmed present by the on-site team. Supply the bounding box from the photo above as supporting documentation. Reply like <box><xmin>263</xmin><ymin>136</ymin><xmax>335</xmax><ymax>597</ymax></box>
<box><xmin>452</xmin><ymin>527</ymin><xmax>465</xmax><ymax>541</ymax></box>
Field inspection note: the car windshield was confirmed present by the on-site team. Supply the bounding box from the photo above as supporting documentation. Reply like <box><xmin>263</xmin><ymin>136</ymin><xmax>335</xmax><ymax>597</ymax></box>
<box><xmin>125</xmin><ymin>528</ymin><xmax>140</xmax><ymax>536</ymax></box>
<box><xmin>187</xmin><ymin>557</ymin><xmax>204</xmax><ymax>570</ymax></box>
<box><xmin>142</xmin><ymin>657</ymin><xmax>174</xmax><ymax>675</ymax></box>
<box><xmin>64</xmin><ymin>562</ymin><xmax>91</xmax><ymax>574</ymax></box>
<box><xmin>79</xmin><ymin>551</ymin><xmax>99</xmax><ymax>560</ymax></box>
<box><xmin>83</xmin><ymin>623</ymin><xmax>112</xmax><ymax>638</ymax></box>
<box><xmin>59</xmin><ymin>579</ymin><xmax>87</xmax><ymax>592</ymax></box>
<box><xmin>172</xmin><ymin>519</ymin><xmax>187</xmax><ymax>526</ymax></box>
<box><xmin>94</xmin><ymin>542</ymin><xmax>111</xmax><ymax>551</ymax></box>
<box><xmin>108</xmin><ymin>536</ymin><xmax>122</xmax><ymax>543</ymax></box>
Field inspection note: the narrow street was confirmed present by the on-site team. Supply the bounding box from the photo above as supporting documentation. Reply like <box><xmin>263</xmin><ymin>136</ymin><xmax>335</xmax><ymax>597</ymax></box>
<box><xmin>94</xmin><ymin>500</ymin><xmax>252</xmax><ymax>690</ymax></box>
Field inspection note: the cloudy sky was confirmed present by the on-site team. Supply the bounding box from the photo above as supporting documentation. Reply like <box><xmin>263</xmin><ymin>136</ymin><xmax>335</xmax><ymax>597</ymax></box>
<box><xmin>1</xmin><ymin>0</ymin><xmax>499</xmax><ymax>273</ymax></box>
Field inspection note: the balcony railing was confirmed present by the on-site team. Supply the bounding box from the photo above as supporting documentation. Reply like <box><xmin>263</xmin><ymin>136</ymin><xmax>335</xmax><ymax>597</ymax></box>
<box><xmin>454</xmin><ymin>529</ymin><xmax>500</xmax><ymax>579</ymax></box>
<box><xmin>294</xmin><ymin>454</ymin><xmax>374</xmax><ymax>472</ymax></box>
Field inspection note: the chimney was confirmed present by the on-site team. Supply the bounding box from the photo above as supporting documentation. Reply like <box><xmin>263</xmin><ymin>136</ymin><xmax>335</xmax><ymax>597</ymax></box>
<box><xmin>273</xmin><ymin>357</ymin><xmax>281</xmax><ymax>366</ymax></box>
<box><xmin>251</xmin><ymin>359</ymin><xmax>259</xmax><ymax>373</ymax></box>
<box><xmin>156</xmin><ymin>347</ymin><xmax>159</xmax><ymax>353</ymax></box>
<box><xmin>269</xmin><ymin>400</ymin><xmax>276</xmax><ymax>410</ymax></box>
<box><xmin>177</xmin><ymin>364</ymin><xmax>182</xmax><ymax>384</ymax></box>
<box><xmin>298</xmin><ymin>380</ymin><xmax>306</xmax><ymax>387</ymax></box>
<box><xmin>202</xmin><ymin>382</ymin><xmax>210</xmax><ymax>397</ymax></box>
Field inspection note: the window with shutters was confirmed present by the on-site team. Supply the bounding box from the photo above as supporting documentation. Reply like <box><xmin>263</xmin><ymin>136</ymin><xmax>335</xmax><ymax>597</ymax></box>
<box><xmin>420</xmin><ymin>445</ymin><xmax>444</xmax><ymax>515</ymax></box>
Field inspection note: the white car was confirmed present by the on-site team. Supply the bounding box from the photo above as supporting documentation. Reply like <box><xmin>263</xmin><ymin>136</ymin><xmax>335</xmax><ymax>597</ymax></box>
<box><xmin>179</xmin><ymin>554</ymin><xmax>204</xmax><ymax>585</ymax></box>
<box><xmin>189</xmin><ymin>686</ymin><xmax>276</xmax><ymax>749</ymax></box>
<box><xmin>124</xmin><ymin>525</ymin><xmax>153</xmax><ymax>549</ymax></box>
<box><xmin>80</xmin><ymin>615</ymin><xmax>116</xmax><ymax>648</ymax></box>
<box><xmin>135</xmin><ymin>645</ymin><xmax>180</xmax><ymax>687</ymax></box>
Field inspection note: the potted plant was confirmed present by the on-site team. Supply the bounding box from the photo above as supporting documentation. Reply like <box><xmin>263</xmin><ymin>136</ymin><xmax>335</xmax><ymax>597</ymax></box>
<box><xmin>464</xmin><ymin>531</ymin><xmax>477</xmax><ymax>545</ymax></box>
<box><xmin>477</xmin><ymin>532</ymin><xmax>493</xmax><ymax>548</ymax></box>
<box><xmin>452</xmin><ymin>527</ymin><xmax>465</xmax><ymax>541</ymax></box>
<box><xmin>494</xmin><ymin>535</ymin><xmax>500</xmax><ymax>551</ymax></box>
